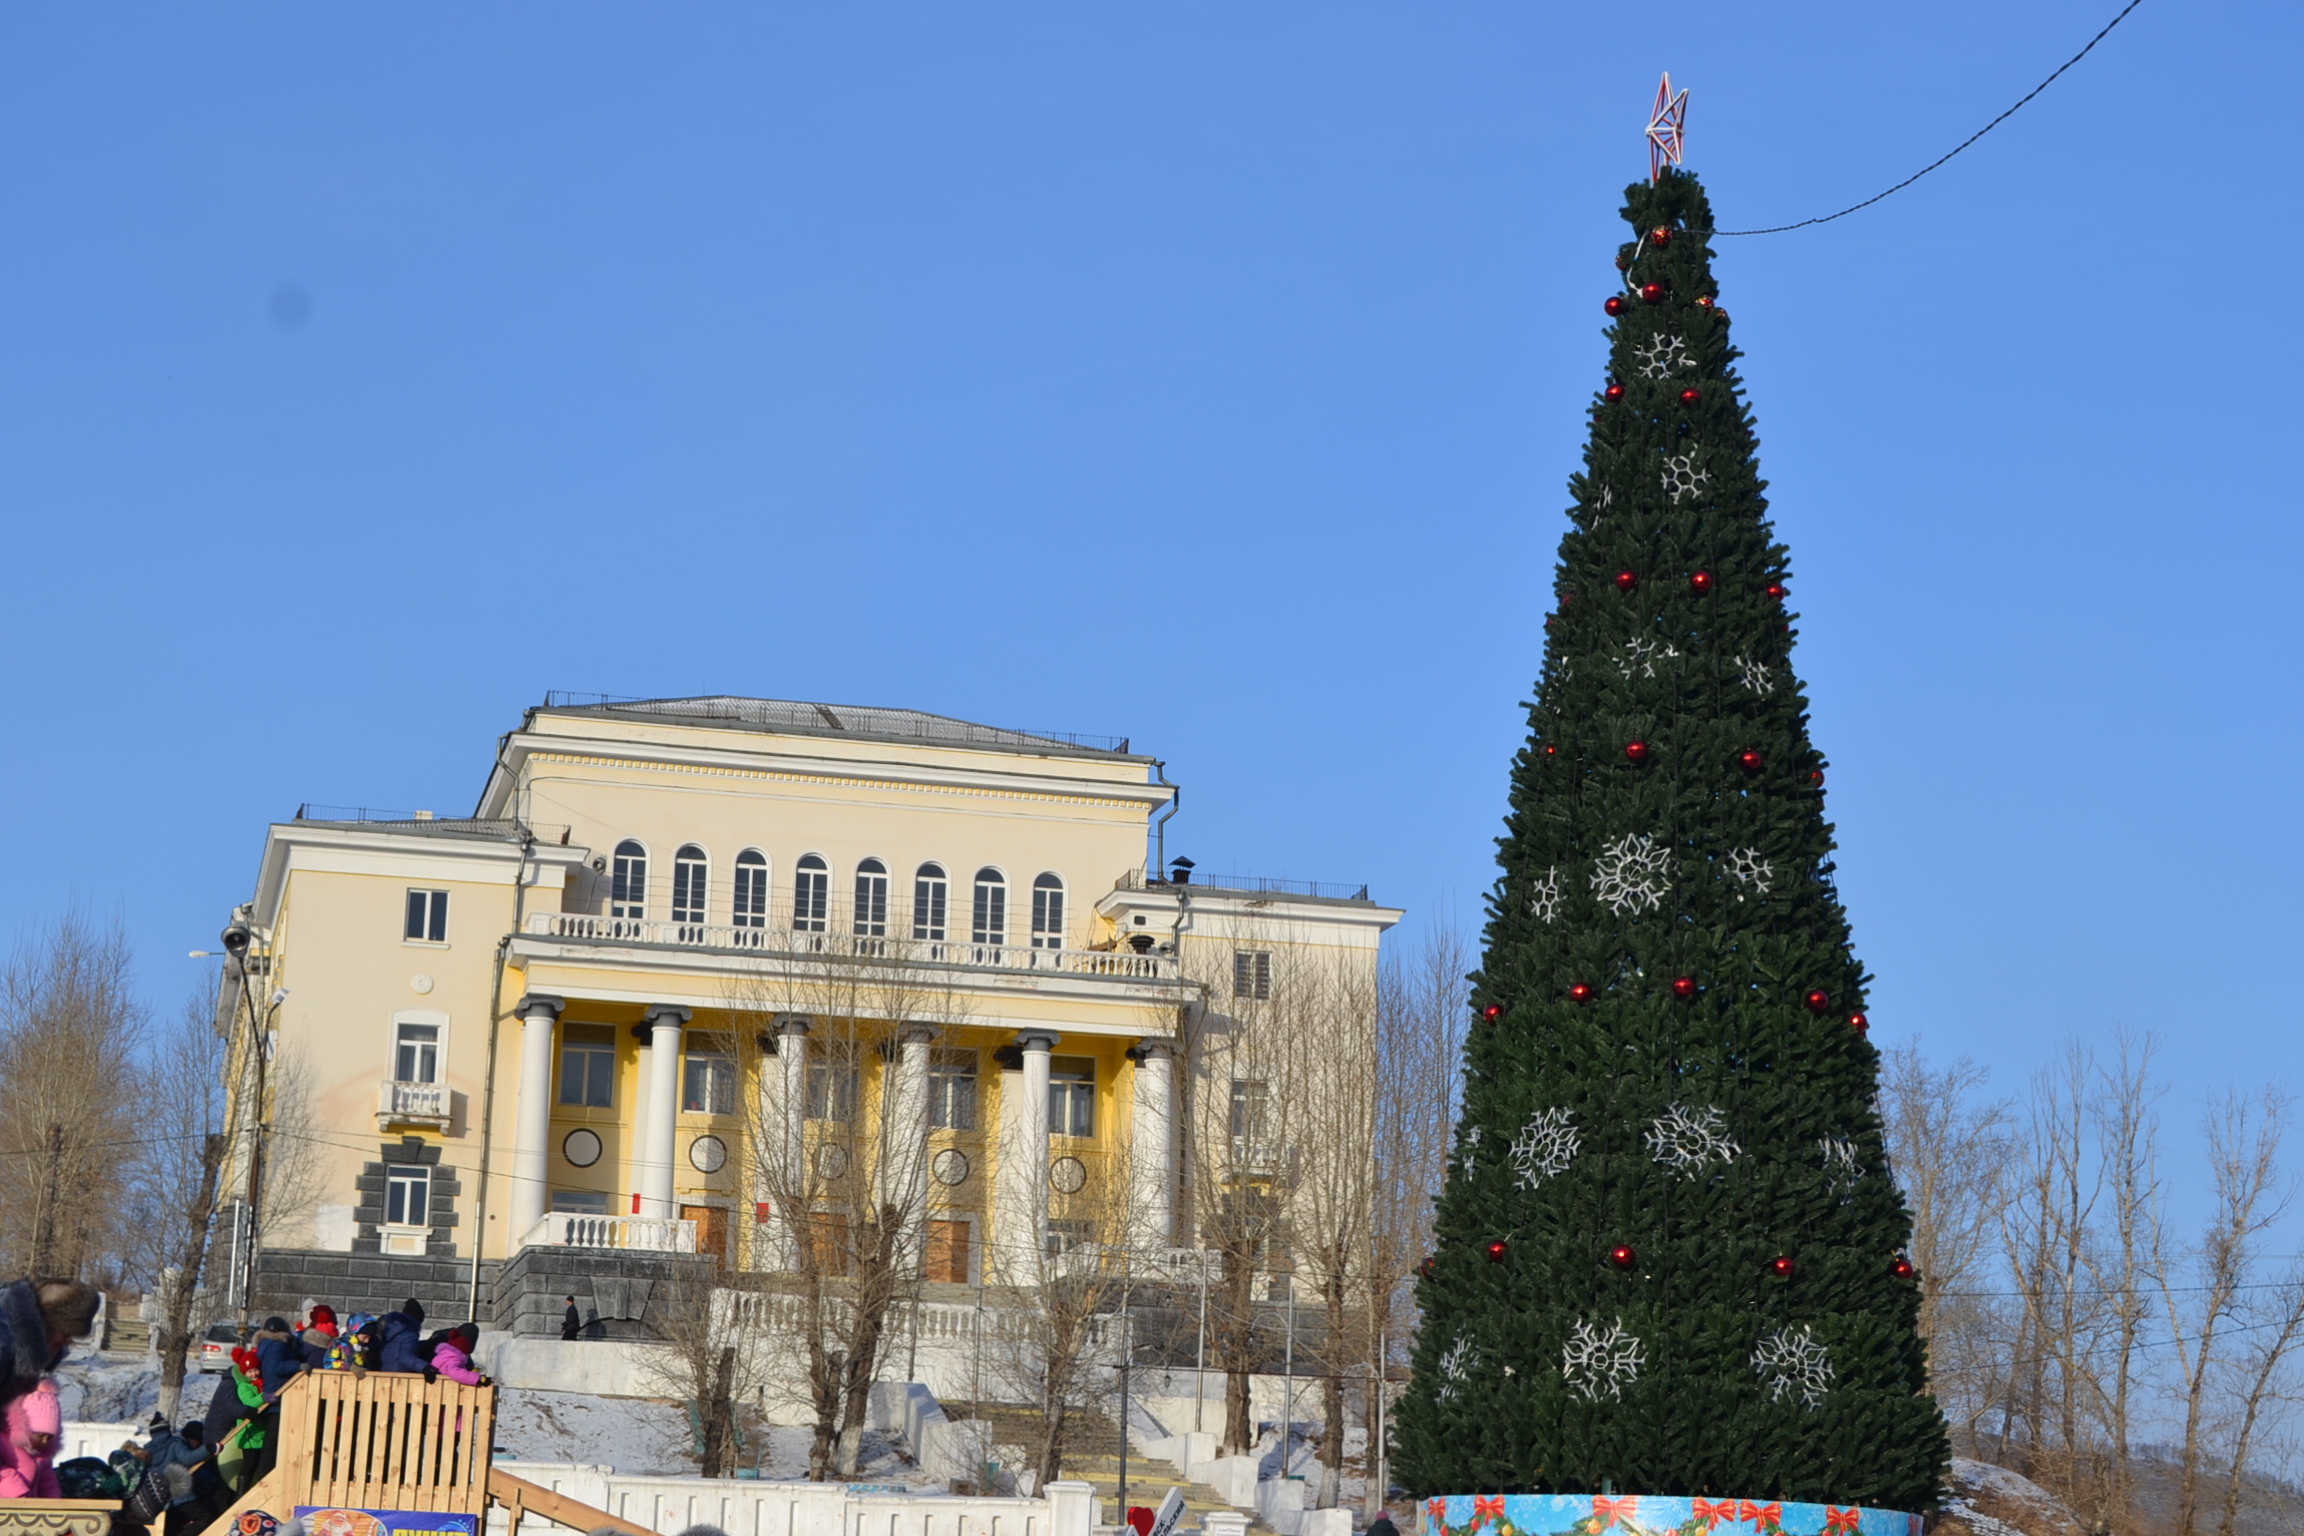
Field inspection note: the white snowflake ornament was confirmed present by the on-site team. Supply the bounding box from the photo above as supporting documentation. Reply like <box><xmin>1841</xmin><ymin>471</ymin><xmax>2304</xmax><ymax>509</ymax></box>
<box><xmin>1633</xmin><ymin>334</ymin><xmax>1691</xmax><ymax>379</ymax></box>
<box><xmin>1510</xmin><ymin>1107</ymin><xmax>1580</xmax><ymax>1189</ymax></box>
<box><xmin>1436</xmin><ymin>1335</ymin><xmax>1478</xmax><ymax>1404</ymax></box>
<box><xmin>1561</xmin><ymin>1317</ymin><xmax>1645</xmax><ymax>1402</ymax></box>
<box><xmin>1591</xmin><ymin>832</ymin><xmax>1672</xmax><ymax>917</ymax></box>
<box><xmin>1819</xmin><ymin>1136</ymin><xmax>1862</xmax><ymax>1191</ymax></box>
<box><xmin>1752</xmin><ymin>1325</ymin><xmax>1835</xmax><ymax>1409</ymax></box>
<box><xmin>1734</xmin><ymin>654</ymin><xmax>1774</xmax><ymax>696</ymax></box>
<box><xmin>1616</xmin><ymin>636</ymin><xmax>1681</xmax><ymax>680</ymax></box>
<box><xmin>1528</xmin><ymin>866</ymin><xmax>1562</xmax><ymax>924</ymax></box>
<box><xmin>1724</xmin><ymin>847</ymin><xmax>1774</xmax><ymax>901</ymax></box>
<box><xmin>1662</xmin><ymin>451</ymin><xmax>1711</xmax><ymax>505</ymax></box>
<box><xmin>1645</xmin><ymin>1104</ymin><xmax>1741</xmax><ymax>1178</ymax></box>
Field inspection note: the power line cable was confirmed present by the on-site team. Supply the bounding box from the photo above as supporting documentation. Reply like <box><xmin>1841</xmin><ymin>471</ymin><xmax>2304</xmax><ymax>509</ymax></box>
<box><xmin>1713</xmin><ymin>0</ymin><xmax>2148</xmax><ymax>236</ymax></box>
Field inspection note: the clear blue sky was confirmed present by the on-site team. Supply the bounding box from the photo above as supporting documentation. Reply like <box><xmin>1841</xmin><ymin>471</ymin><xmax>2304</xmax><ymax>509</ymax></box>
<box><xmin>1</xmin><ymin>4</ymin><xmax>2292</xmax><ymax>1150</ymax></box>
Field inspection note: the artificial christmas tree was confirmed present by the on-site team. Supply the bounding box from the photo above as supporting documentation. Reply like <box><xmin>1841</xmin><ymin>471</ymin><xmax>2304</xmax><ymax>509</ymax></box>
<box><xmin>1391</xmin><ymin>160</ymin><xmax>1950</xmax><ymax>1522</ymax></box>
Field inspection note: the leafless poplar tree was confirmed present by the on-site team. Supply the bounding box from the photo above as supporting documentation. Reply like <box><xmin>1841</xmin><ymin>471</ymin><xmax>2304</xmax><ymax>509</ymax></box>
<box><xmin>126</xmin><ymin>976</ymin><xmax>231</xmax><ymax>1422</ymax></box>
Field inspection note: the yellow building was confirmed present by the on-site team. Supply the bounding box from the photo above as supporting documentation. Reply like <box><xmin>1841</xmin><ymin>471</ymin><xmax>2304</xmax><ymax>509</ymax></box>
<box><xmin>215</xmin><ymin>694</ymin><xmax>1398</xmax><ymax>1325</ymax></box>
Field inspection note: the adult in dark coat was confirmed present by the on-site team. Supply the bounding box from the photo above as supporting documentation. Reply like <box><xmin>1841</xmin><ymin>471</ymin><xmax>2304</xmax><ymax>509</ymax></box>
<box><xmin>376</xmin><ymin>1299</ymin><xmax>430</xmax><ymax>1373</ymax></box>
<box><xmin>250</xmin><ymin>1318</ymin><xmax>304</xmax><ymax>1397</ymax></box>
<box><xmin>559</xmin><ymin>1298</ymin><xmax>581</xmax><ymax>1342</ymax></box>
<box><xmin>0</xmin><ymin>1280</ymin><xmax>98</xmax><ymax>1418</ymax></box>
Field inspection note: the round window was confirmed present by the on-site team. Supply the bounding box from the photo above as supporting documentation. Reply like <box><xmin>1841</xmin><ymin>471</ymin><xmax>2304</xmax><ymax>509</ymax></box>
<box><xmin>932</xmin><ymin>1148</ymin><xmax>970</xmax><ymax>1187</ymax></box>
<box><xmin>689</xmin><ymin>1135</ymin><xmax>727</xmax><ymax>1174</ymax></box>
<box><xmin>561</xmin><ymin>1128</ymin><xmax>602</xmax><ymax>1168</ymax></box>
<box><xmin>1049</xmin><ymin>1155</ymin><xmax>1087</xmax><ymax>1194</ymax></box>
<box><xmin>815</xmin><ymin>1143</ymin><xmax>850</xmax><ymax>1180</ymax></box>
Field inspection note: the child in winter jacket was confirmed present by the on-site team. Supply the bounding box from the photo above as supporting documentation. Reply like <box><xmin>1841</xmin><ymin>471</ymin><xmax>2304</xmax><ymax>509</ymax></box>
<box><xmin>298</xmin><ymin>1306</ymin><xmax>340</xmax><ymax>1370</ymax></box>
<box><xmin>428</xmin><ymin>1325</ymin><xmax>489</xmax><ymax>1387</ymax></box>
<box><xmin>0</xmin><ymin>1377</ymin><xmax>64</xmax><ymax>1498</ymax></box>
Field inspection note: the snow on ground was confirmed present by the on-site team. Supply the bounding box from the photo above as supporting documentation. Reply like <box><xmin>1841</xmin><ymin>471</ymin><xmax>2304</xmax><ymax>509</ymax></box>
<box><xmin>53</xmin><ymin>1351</ymin><xmax>220</xmax><ymax>1426</ymax></box>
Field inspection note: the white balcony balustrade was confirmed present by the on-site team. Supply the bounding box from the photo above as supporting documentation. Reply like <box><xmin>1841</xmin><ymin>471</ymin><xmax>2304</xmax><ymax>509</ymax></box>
<box><xmin>376</xmin><ymin>1079</ymin><xmax>451</xmax><ymax>1131</ymax></box>
<box><xmin>517</xmin><ymin>1211</ymin><xmax>697</xmax><ymax>1254</ymax></box>
<box><xmin>525</xmin><ymin>910</ymin><xmax>1179</xmax><ymax>979</ymax></box>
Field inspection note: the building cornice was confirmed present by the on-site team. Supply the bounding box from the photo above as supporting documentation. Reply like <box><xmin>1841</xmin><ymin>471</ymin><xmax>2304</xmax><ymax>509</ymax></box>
<box><xmin>252</xmin><ymin>823</ymin><xmax>592</xmax><ymax>927</ymax></box>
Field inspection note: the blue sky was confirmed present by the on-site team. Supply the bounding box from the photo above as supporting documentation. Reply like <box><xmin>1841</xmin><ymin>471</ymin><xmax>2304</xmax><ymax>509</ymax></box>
<box><xmin>1</xmin><ymin>3</ymin><xmax>2293</xmax><ymax>1161</ymax></box>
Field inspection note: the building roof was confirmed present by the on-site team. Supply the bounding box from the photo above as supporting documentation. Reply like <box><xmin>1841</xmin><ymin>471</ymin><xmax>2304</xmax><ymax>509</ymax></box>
<box><xmin>289</xmin><ymin>807</ymin><xmax>534</xmax><ymax>843</ymax></box>
<box><xmin>531</xmin><ymin>692</ymin><xmax>1139</xmax><ymax>760</ymax></box>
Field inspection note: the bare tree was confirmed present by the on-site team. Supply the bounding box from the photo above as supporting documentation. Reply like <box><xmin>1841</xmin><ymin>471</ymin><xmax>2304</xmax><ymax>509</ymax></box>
<box><xmin>639</xmin><ymin>1257</ymin><xmax>775</xmax><ymax>1477</ymax></box>
<box><xmin>1998</xmin><ymin>1040</ymin><xmax>2106</xmax><ymax>1492</ymax></box>
<box><xmin>125</xmin><ymin>976</ymin><xmax>231</xmax><ymax>1422</ymax></box>
<box><xmin>2082</xmin><ymin>1031</ymin><xmax>2162</xmax><ymax>1534</ymax></box>
<box><xmin>0</xmin><ymin>911</ymin><xmax>149</xmax><ymax>1284</ymax></box>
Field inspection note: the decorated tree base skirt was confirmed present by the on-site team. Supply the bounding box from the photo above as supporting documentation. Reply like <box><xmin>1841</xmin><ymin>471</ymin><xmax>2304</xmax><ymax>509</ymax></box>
<box><xmin>1423</xmin><ymin>1493</ymin><xmax>1922</xmax><ymax>1536</ymax></box>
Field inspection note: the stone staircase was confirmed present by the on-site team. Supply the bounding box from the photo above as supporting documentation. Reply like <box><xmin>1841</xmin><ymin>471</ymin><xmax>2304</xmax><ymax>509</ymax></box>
<box><xmin>102</xmin><ymin>1311</ymin><xmax>151</xmax><ymax>1355</ymax></box>
<box><xmin>937</xmin><ymin>1403</ymin><xmax>1247</xmax><ymax>1525</ymax></box>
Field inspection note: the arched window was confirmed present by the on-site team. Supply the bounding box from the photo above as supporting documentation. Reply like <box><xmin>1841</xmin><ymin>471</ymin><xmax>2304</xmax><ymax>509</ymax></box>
<box><xmin>971</xmin><ymin>868</ymin><xmax>1007</xmax><ymax>947</ymax></box>
<box><xmin>672</xmin><ymin>845</ymin><xmax>709</xmax><ymax>929</ymax></box>
<box><xmin>795</xmin><ymin>854</ymin><xmax>830</xmax><ymax>933</ymax></box>
<box><xmin>1031</xmin><ymin>873</ymin><xmax>1066</xmax><ymax>950</ymax></box>
<box><xmin>733</xmin><ymin>850</ymin><xmax>769</xmax><ymax>930</ymax></box>
<box><xmin>854</xmin><ymin>858</ymin><xmax>889</xmax><ymax>938</ymax></box>
<box><xmin>913</xmin><ymin>863</ymin><xmax>948</xmax><ymax>942</ymax></box>
<box><xmin>611</xmin><ymin>840</ymin><xmax>648</xmax><ymax>919</ymax></box>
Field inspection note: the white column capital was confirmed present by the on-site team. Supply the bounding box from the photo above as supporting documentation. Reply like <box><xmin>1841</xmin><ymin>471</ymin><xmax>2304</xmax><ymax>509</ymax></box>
<box><xmin>642</xmin><ymin>1004</ymin><xmax>693</xmax><ymax>1030</ymax></box>
<box><xmin>774</xmin><ymin>1012</ymin><xmax>813</xmax><ymax>1038</ymax></box>
<box><xmin>516</xmin><ymin>993</ymin><xmax>565</xmax><ymax>1021</ymax></box>
<box><xmin>1015</xmin><ymin>1031</ymin><xmax>1060</xmax><ymax>1054</ymax></box>
<box><xmin>897</xmin><ymin>1024</ymin><xmax>938</xmax><ymax>1047</ymax></box>
<box><xmin>1130</xmin><ymin>1036</ymin><xmax>1176</xmax><ymax>1061</ymax></box>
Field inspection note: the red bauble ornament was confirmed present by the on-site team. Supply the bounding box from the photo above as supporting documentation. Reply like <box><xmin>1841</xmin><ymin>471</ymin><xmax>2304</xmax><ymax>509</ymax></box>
<box><xmin>1671</xmin><ymin>976</ymin><xmax>1697</xmax><ymax>1000</ymax></box>
<box><xmin>1689</xmin><ymin>570</ymin><xmax>1713</xmax><ymax>595</ymax></box>
<box><xmin>1650</xmin><ymin>226</ymin><xmax>1673</xmax><ymax>247</ymax></box>
<box><xmin>1419</xmin><ymin>1257</ymin><xmax>1436</xmax><ymax>1279</ymax></box>
<box><xmin>1695</xmin><ymin>294</ymin><xmax>1714</xmax><ymax>309</ymax></box>
<box><xmin>1737</xmin><ymin>750</ymin><xmax>1763</xmax><ymax>774</ymax></box>
<box><xmin>1602</xmin><ymin>382</ymin><xmax>1625</xmax><ymax>403</ymax></box>
<box><xmin>1716</xmin><ymin>309</ymin><xmax>1730</xmax><ymax>324</ymax></box>
<box><xmin>1543</xmin><ymin>745</ymin><xmax>1558</xmax><ymax>758</ymax></box>
<box><xmin>1893</xmin><ymin>1257</ymin><xmax>1916</xmax><ymax>1279</ymax></box>
<box><xmin>1481</xmin><ymin>1003</ymin><xmax>1503</xmax><ymax>1022</ymax></box>
<box><xmin>1811</xmin><ymin>768</ymin><xmax>1826</xmax><ymax>786</ymax></box>
<box><xmin>1614</xmin><ymin>569</ymin><xmax>1637</xmax><ymax>591</ymax></box>
<box><xmin>1848</xmin><ymin>1011</ymin><xmax>1869</xmax><ymax>1032</ymax></box>
<box><xmin>1609</xmin><ymin>1244</ymin><xmax>1637</xmax><ymax>1270</ymax></box>
<box><xmin>1640</xmin><ymin>282</ymin><xmax>1665</xmax><ymax>304</ymax></box>
<box><xmin>1604</xmin><ymin>295</ymin><xmax>1627</xmax><ymax>316</ymax></box>
<box><xmin>1568</xmin><ymin>983</ymin><xmax>1594</xmax><ymax>1004</ymax></box>
<box><xmin>1770</xmin><ymin>1255</ymin><xmax>1796</xmax><ymax>1279</ymax></box>
<box><xmin>1625</xmin><ymin>740</ymin><xmax>1650</xmax><ymax>765</ymax></box>
<box><xmin>1485</xmin><ymin>1239</ymin><xmax>1508</xmax><ymax>1264</ymax></box>
<box><xmin>1766</xmin><ymin>581</ymin><xmax>1787</xmax><ymax>601</ymax></box>
<box><xmin>1679</xmin><ymin>388</ymin><xmax>1702</xmax><ymax>407</ymax></box>
<box><xmin>1804</xmin><ymin>989</ymin><xmax>1831</xmax><ymax>1014</ymax></box>
<box><xmin>1615</xmin><ymin>254</ymin><xmax>1630</xmax><ymax>272</ymax></box>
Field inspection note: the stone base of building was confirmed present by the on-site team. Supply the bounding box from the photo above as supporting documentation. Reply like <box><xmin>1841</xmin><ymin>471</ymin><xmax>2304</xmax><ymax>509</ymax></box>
<box><xmin>1420</xmin><ymin>1494</ymin><xmax>1922</xmax><ymax>1536</ymax></box>
<box><xmin>491</xmin><ymin>1241</ymin><xmax>714</xmax><ymax>1340</ymax></box>
<box><xmin>252</xmin><ymin>1249</ymin><xmax>501</xmax><ymax>1327</ymax></box>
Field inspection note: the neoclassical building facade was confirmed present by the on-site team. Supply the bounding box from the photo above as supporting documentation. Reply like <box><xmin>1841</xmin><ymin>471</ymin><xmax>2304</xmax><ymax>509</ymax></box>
<box><xmin>216</xmin><ymin>694</ymin><xmax>1397</xmax><ymax>1310</ymax></box>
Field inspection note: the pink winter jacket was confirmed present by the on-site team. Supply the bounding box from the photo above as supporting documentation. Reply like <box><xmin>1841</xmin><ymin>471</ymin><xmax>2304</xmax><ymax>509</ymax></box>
<box><xmin>430</xmin><ymin>1338</ymin><xmax>484</xmax><ymax>1387</ymax></box>
<box><xmin>0</xmin><ymin>1379</ymin><xmax>62</xmax><ymax>1499</ymax></box>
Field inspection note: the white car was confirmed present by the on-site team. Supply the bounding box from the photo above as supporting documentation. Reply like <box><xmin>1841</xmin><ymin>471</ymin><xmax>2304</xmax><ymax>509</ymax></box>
<box><xmin>197</xmin><ymin>1324</ymin><xmax>240</xmax><ymax>1374</ymax></box>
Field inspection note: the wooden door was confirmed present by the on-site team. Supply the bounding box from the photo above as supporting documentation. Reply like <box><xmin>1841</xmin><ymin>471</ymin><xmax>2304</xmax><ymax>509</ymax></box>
<box><xmin>924</xmin><ymin>1219</ymin><xmax>970</xmax><ymax>1283</ymax></box>
<box><xmin>809</xmin><ymin>1212</ymin><xmax>852</xmax><ymax>1276</ymax></box>
<box><xmin>682</xmin><ymin>1203</ymin><xmax>729</xmax><ymax>1263</ymax></box>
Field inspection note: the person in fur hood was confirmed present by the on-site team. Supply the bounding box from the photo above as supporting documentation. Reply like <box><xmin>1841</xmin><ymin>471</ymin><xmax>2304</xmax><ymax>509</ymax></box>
<box><xmin>0</xmin><ymin>1280</ymin><xmax>98</xmax><ymax>1418</ymax></box>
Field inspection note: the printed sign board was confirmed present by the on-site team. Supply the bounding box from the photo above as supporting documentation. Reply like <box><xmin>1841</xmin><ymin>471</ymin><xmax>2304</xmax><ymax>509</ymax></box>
<box><xmin>295</xmin><ymin>1508</ymin><xmax>481</xmax><ymax>1536</ymax></box>
<box><xmin>1146</xmin><ymin>1485</ymin><xmax>1187</xmax><ymax>1536</ymax></box>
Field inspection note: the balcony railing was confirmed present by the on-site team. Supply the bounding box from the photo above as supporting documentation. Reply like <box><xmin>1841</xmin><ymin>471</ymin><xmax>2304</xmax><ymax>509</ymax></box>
<box><xmin>377</xmin><ymin>1079</ymin><xmax>451</xmax><ymax>1129</ymax></box>
<box><xmin>525</xmin><ymin>911</ymin><xmax>1180</xmax><ymax>980</ymax></box>
<box><xmin>517</xmin><ymin>1212</ymin><xmax>697</xmax><ymax>1254</ymax></box>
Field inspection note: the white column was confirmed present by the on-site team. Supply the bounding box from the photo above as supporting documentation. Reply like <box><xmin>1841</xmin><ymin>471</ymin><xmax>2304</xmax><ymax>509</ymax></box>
<box><xmin>640</xmin><ymin>1005</ymin><xmax>690</xmax><ymax>1219</ymax></box>
<box><xmin>507</xmin><ymin>994</ymin><xmax>564</xmax><ymax>1245</ymax></box>
<box><xmin>1129</xmin><ymin>1038</ymin><xmax>1176</xmax><ymax>1253</ymax></box>
<box><xmin>773</xmin><ymin>1016</ymin><xmax>811</xmax><ymax>1267</ymax></box>
<box><xmin>1017</xmin><ymin>1032</ymin><xmax>1057</xmax><ymax>1273</ymax></box>
<box><xmin>886</xmin><ymin>1026</ymin><xmax>936</xmax><ymax>1271</ymax></box>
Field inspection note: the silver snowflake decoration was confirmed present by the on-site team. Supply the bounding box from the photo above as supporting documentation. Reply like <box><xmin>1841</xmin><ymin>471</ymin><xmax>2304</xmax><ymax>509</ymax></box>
<box><xmin>1752</xmin><ymin>1325</ymin><xmax>1835</xmax><ymax>1409</ymax></box>
<box><xmin>1734</xmin><ymin>654</ymin><xmax>1774</xmax><ymax>696</ymax></box>
<box><xmin>1510</xmin><ymin>1107</ymin><xmax>1580</xmax><ymax>1189</ymax></box>
<box><xmin>1645</xmin><ymin>1104</ymin><xmax>1741</xmax><ymax>1178</ymax></box>
<box><xmin>1460</xmin><ymin>1124</ymin><xmax>1481</xmax><ymax>1177</ymax></box>
<box><xmin>1561</xmin><ymin>1317</ymin><xmax>1645</xmax><ymax>1402</ymax></box>
<box><xmin>1819</xmin><ymin>1136</ymin><xmax>1862</xmax><ymax>1191</ymax></box>
<box><xmin>1591</xmin><ymin>832</ymin><xmax>1671</xmax><ymax>917</ymax></box>
<box><xmin>1633</xmin><ymin>334</ymin><xmax>1691</xmax><ymax>380</ymax></box>
<box><xmin>1436</xmin><ymin>1334</ymin><xmax>1477</xmax><ymax>1404</ymax></box>
<box><xmin>1724</xmin><ymin>847</ymin><xmax>1774</xmax><ymax>901</ymax></box>
<box><xmin>1528</xmin><ymin>866</ymin><xmax>1562</xmax><ymax>924</ymax></box>
<box><xmin>1662</xmin><ymin>451</ymin><xmax>1711</xmax><ymax>505</ymax></box>
<box><xmin>1616</xmin><ymin>636</ymin><xmax>1681</xmax><ymax>680</ymax></box>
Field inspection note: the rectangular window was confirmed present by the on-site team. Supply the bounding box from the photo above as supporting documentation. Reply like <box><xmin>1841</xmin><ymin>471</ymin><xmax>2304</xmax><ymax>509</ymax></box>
<box><xmin>1230</xmin><ymin>1079</ymin><xmax>1270</xmax><ymax>1142</ymax></box>
<box><xmin>854</xmin><ymin>867</ymin><xmax>889</xmax><ymax>938</ymax></box>
<box><xmin>1045</xmin><ymin>1219</ymin><xmax>1091</xmax><ymax>1258</ymax></box>
<box><xmin>1232</xmin><ymin>950</ymin><xmax>1273</xmax><ymax>1001</ymax></box>
<box><xmin>972</xmin><ymin>881</ymin><xmax>1006</xmax><ymax>946</ymax></box>
<box><xmin>913</xmin><ymin>870</ymin><xmax>947</xmax><ymax>942</ymax></box>
<box><xmin>1048</xmin><ymin>1056</ymin><xmax>1095</xmax><ymax>1138</ymax></box>
<box><xmin>683</xmin><ymin>1032</ymin><xmax>737</xmax><ymax>1115</ymax></box>
<box><xmin>733</xmin><ymin>859</ymin><xmax>769</xmax><ymax>928</ymax></box>
<box><xmin>559</xmin><ymin>1023</ymin><xmax>616</xmax><ymax>1108</ymax></box>
<box><xmin>1031</xmin><ymin>882</ymin><xmax>1065</xmax><ymax>949</ymax></box>
<box><xmin>794</xmin><ymin>863</ymin><xmax>830</xmax><ymax>933</ymax></box>
<box><xmin>552</xmin><ymin>1189</ymin><xmax>609</xmax><ymax>1216</ymax></box>
<box><xmin>404</xmin><ymin>890</ymin><xmax>448</xmax><ymax>943</ymax></box>
<box><xmin>806</xmin><ymin>1061</ymin><xmax>859</xmax><ymax>1123</ymax></box>
<box><xmin>394</xmin><ymin>1021</ymin><xmax>440</xmax><ymax>1084</ymax></box>
<box><xmin>384</xmin><ymin>1167</ymin><xmax>430</xmax><ymax>1228</ymax></box>
<box><xmin>672</xmin><ymin>856</ymin><xmax>708</xmax><ymax>926</ymax></box>
<box><xmin>929</xmin><ymin>1049</ymin><xmax>978</xmax><ymax>1131</ymax></box>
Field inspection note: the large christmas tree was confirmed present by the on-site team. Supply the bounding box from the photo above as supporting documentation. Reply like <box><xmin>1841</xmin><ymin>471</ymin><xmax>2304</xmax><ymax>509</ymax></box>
<box><xmin>1392</xmin><ymin>167</ymin><xmax>1949</xmax><ymax>1511</ymax></box>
